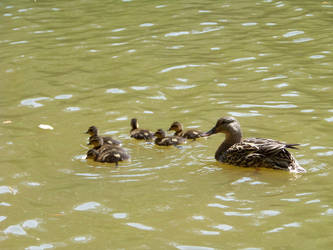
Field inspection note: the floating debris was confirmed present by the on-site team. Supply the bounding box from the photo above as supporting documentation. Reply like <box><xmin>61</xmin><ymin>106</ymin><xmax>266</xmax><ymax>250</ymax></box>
<box><xmin>38</xmin><ymin>124</ymin><xmax>54</xmax><ymax>130</ymax></box>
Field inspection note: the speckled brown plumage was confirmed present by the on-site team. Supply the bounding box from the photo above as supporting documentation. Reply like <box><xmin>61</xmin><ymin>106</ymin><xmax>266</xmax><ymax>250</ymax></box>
<box><xmin>154</xmin><ymin>129</ymin><xmax>186</xmax><ymax>146</ymax></box>
<box><xmin>130</xmin><ymin>118</ymin><xmax>154</xmax><ymax>140</ymax></box>
<box><xmin>86</xmin><ymin>135</ymin><xmax>130</xmax><ymax>165</ymax></box>
<box><xmin>86</xmin><ymin>125</ymin><xmax>121</xmax><ymax>146</ymax></box>
<box><xmin>168</xmin><ymin>121</ymin><xmax>203</xmax><ymax>140</ymax></box>
<box><xmin>203</xmin><ymin>117</ymin><xmax>306</xmax><ymax>173</ymax></box>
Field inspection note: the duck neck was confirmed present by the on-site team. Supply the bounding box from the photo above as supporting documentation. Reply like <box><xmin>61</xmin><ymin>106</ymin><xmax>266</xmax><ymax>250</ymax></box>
<box><xmin>215</xmin><ymin>130</ymin><xmax>242</xmax><ymax>160</ymax></box>
<box><xmin>174</xmin><ymin>129</ymin><xmax>183</xmax><ymax>136</ymax></box>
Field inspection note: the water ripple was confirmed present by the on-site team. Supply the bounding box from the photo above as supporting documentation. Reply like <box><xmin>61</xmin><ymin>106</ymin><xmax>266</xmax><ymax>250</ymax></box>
<box><xmin>170</xmin><ymin>84</ymin><xmax>196</xmax><ymax>90</ymax></box>
<box><xmin>293</xmin><ymin>37</ymin><xmax>313</xmax><ymax>43</ymax></box>
<box><xmin>228</xmin><ymin>112</ymin><xmax>261</xmax><ymax>117</ymax></box>
<box><xmin>26</xmin><ymin>243</ymin><xmax>54</xmax><ymax>250</ymax></box>
<box><xmin>4</xmin><ymin>224</ymin><xmax>27</xmax><ymax>235</ymax></box>
<box><xmin>74</xmin><ymin>202</ymin><xmax>101</xmax><ymax>211</ymax></box>
<box><xmin>20</xmin><ymin>97</ymin><xmax>51</xmax><ymax>108</ymax></box>
<box><xmin>126</xmin><ymin>222</ymin><xmax>155</xmax><ymax>231</ymax></box>
<box><xmin>106</xmin><ymin>88</ymin><xmax>126</xmax><ymax>94</ymax></box>
<box><xmin>72</xmin><ymin>235</ymin><xmax>94</xmax><ymax>243</ymax></box>
<box><xmin>113</xmin><ymin>213</ymin><xmax>128</xmax><ymax>219</ymax></box>
<box><xmin>174</xmin><ymin>244</ymin><xmax>215</xmax><ymax>250</ymax></box>
<box><xmin>165</xmin><ymin>31</ymin><xmax>190</xmax><ymax>37</ymax></box>
<box><xmin>230</xmin><ymin>57</ymin><xmax>256</xmax><ymax>62</ymax></box>
<box><xmin>0</xmin><ymin>185</ymin><xmax>18</xmax><ymax>195</ymax></box>
<box><xmin>212</xmin><ymin>224</ymin><xmax>233</xmax><ymax>231</ymax></box>
<box><xmin>224</xmin><ymin>211</ymin><xmax>254</xmax><ymax>217</ymax></box>
<box><xmin>199</xmin><ymin>230</ymin><xmax>220</xmax><ymax>235</ymax></box>
<box><xmin>237</xmin><ymin>103</ymin><xmax>297</xmax><ymax>109</ymax></box>
<box><xmin>321</xmin><ymin>208</ymin><xmax>333</xmax><ymax>216</ymax></box>
<box><xmin>22</xmin><ymin>219</ymin><xmax>40</xmax><ymax>229</ymax></box>
<box><xmin>208</xmin><ymin>203</ymin><xmax>229</xmax><ymax>209</ymax></box>
<box><xmin>160</xmin><ymin>64</ymin><xmax>203</xmax><ymax>73</ymax></box>
<box><xmin>283</xmin><ymin>30</ymin><xmax>304</xmax><ymax>38</ymax></box>
<box><xmin>262</xmin><ymin>75</ymin><xmax>287</xmax><ymax>81</ymax></box>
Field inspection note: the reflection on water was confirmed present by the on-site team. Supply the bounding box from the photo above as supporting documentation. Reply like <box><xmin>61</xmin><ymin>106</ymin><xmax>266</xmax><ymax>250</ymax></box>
<box><xmin>1</xmin><ymin>0</ymin><xmax>333</xmax><ymax>249</ymax></box>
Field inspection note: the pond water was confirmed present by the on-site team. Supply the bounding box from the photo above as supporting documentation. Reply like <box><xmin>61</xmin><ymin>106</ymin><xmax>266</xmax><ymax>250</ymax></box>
<box><xmin>1</xmin><ymin>0</ymin><xmax>333</xmax><ymax>249</ymax></box>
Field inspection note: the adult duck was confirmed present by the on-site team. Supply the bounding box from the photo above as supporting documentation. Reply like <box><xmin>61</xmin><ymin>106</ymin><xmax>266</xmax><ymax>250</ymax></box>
<box><xmin>85</xmin><ymin>125</ymin><xmax>121</xmax><ymax>146</ymax></box>
<box><xmin>154</xmin><ymin>129</ymin><xmax>186</xmax><ymax>146</ymax></box>
<box><xmin>168</xmin><ymin>121</ymin><xmax>203</xmax><ymax>140</ymax></box>
<box><xmin>130</xmin><ymin>118</ymin><xmax>154</xmax><ymax>141</ymax></box>
<box><xmin>202</xmin><ymin>117</ymin><xmax>306</xmax><ymax>173</ymax></box>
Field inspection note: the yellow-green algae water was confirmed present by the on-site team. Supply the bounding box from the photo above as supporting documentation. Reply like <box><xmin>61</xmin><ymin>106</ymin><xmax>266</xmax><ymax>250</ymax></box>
<box><xmin>1</xmin><ymin>0</ymin><xmax>333</xmax><ymax>249</ymax></box>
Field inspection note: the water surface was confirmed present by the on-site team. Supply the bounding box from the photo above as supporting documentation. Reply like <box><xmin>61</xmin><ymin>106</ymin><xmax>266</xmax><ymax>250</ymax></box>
<box><xmin>1</xmin><ymin>0</ymin><xmax>333</xmax><ymax>249</ymax></box>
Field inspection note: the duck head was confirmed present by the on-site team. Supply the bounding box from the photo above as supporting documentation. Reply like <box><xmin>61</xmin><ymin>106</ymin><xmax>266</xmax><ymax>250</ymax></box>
<box><xmin>154</xmin><ymin>129</ymin><xmax>166</xmax><ymax>139</ymax></box>
<box><xmin>88</xmin><ymin>135</ymin><xmax>103</xmax><ymax>147</ymax></box>
<box><xmin>203</xmin><ymin>117</ymin><xmax>242</xmax><ymax>137</ymax></box>
<box><xmin>130</xmin><ymin>118</ymin><xmax>139</xmax><ymax>130</ymax></box>
<box><xmin>168</xmin><ymin>121</ymin><xmax>183</xmax><ymax>132</ymax></box>
<box><xmin>86</xmin><ymin>125</ymin><xmax>98</xmax><ymax>136</ymax></box>
<box><xmin>86</xmin><ymin>149</ymin><xmax>99</xmax><ymax>160</ymax></box>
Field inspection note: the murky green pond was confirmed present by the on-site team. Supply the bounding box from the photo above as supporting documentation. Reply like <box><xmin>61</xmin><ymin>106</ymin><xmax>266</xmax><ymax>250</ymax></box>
<box><xmin>1</xmin><ymin>0</ymin><xmax>333</xmax><ymax>249</ymax></box>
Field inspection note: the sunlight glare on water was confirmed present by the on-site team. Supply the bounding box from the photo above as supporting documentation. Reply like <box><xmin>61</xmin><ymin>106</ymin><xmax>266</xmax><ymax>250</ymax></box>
<box><xmin>0</xmin><ymin>0</ymin><xmax>333</xmax><ymax>249</ymax></box>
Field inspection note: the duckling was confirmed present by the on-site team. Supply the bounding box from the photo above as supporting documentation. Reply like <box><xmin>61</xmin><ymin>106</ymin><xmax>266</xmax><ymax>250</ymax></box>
<box><xmin>168</xmin><ymin>121</ymin><xmax>203</xmax><ymax>140</ymax></box>
<box><xmin>86</xmin><ymin>136</ymin><xmax>130</xmax><ymax>166</ymax></box>
<box><xmin>88</xmin><ymin>135</ymin><xmax>112</xmax><ymax>151</ymax></box>
<box><xmin>85</xmin><ymin>125</ymin><xmax>121</xmax><ymax>146</ymax></box>
<box><xmin>202</xmin><ymin>116</ymin><xmax>306</xmax><ymax>173</ymax></box>
<box><xmin>86</xmin><ymin>147</ymin><xmax>130</xmax><ymax>166</ymax></box>
<box><xmin>153</xmin><ymin>129</ymin><xmax>186</xmax><ymax>146</ymax></box>
<box><xmin>130</xmin><ymin>118</ymin><xmax>154</xmax><ymax>140</ymax></box>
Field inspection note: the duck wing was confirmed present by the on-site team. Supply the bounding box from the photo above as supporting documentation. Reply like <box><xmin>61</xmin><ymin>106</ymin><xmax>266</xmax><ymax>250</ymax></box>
<box><xmin>130</xmin><ymin>129</ymin><xmax>154</xmax><ymax>140</ymax></box>
<box><xmin>102</xmin><ymin>136</ymin><xmax>121</xmax><ymax>145</ymax></box>
<box><xmin>244</xmin><ymin>137</ymin><xmax>299</xmax><ymax>153</ymax></box>
<box><xmin>97</xmin><ymin>146</ymin><xmax>130</xmax><ymax>164</ymax></box>
<box><xmin>223</xmin><ymin>138</ymin><xmax>302</xmax><ymax>171</ymax></box>
<box><xmin>183</xmin><ymin>130</ymin><xmax>202</xmax><ymax>139</ymax></box>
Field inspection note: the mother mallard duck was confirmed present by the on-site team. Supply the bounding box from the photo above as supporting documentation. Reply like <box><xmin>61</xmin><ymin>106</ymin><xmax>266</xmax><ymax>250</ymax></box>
<box><xmin>203</xmin><ymin>117</ymin><xmax>306</xmax><ymax>173</ymax></box>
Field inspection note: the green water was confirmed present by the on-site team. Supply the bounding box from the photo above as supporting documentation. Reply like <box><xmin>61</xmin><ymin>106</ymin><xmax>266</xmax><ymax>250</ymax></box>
<box><xmin>1</xmin><ymin>0</ymin><xmax>333</xmax><ymax>249</ymax></box>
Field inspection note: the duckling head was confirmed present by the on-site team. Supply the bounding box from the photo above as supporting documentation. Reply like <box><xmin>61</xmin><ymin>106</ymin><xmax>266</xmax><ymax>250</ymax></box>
<box><xmin>168</xmin><ymin>121</ymin><xmax>183</xmax><ymax>132</ymax></box>
<box><xmin>88</xmin><ymin>135</ymin><xmax>103</xmax><ymax>147</ymax></box>
<box><xmin>86</xmin><ymin>149</ymin><xmax>99</xmax><ymax>160</ymax></box>
<box><xmin>203</xmin><ymin>117</ymin><xmax>242</xmax><ymax>137</ymax></box>
<box><xmin>154</xmin><ymin>129</ymin><xmax>166</xmax><ymax>139</ymax></box>
<box><xmin>86</xmin><ymin>126</ymin><xmax>98</xmax><ymax>136</ymax></box>
<box><xmin>130</xmin><ymin>118</ymin><xmax>139</xmax><ymax>130</ymax></box>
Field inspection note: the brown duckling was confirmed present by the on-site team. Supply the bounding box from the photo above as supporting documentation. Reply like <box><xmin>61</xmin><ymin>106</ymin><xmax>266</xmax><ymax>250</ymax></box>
<box><xmin>202</xmin><ymin>116</ymin><xmax>306</xmax><ymax>173</ymax></box>
<box><xmin>86</xmin><ymin>148</ymin><xmax>130</xmax><ymax>166</ymax></box>
<box><xmin>86</xmin><ymin>136</ymin><xmax>130</xmax><ymax>166</ymax></box>
<box><xmin>168</xmin><ymin>121</ymin><xmax>203</xmax><ymax>140</ymax></box>
<box><xmin>153</xmin><ymin>129</ymin><xmax>186</xmax><ymax>146</ymax></box>
<box><xmin>88</xmin><ymin>135</ymin><xmax>112</xmax><ymax>152</ymax></box>
<box><xmin>86</xmin><ymin>125</ymin><xmax>121</xmax><ymax>146</ymax></box>
<box><xmin>130</xmin><ymin>118</ymin><xmax>154</xmax><ymax>141</ymax></box>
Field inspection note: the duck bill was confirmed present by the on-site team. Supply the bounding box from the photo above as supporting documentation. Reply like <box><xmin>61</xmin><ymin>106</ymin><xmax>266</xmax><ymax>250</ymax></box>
<box><xmin>201</xmin><ymin>126</ymin><xmax>217</xmax><ymax>137</ymax></box>
<box><xmin>167</xmin><ymin>127</ymin><xmax>172</xmax><ymax>131</ymax></box>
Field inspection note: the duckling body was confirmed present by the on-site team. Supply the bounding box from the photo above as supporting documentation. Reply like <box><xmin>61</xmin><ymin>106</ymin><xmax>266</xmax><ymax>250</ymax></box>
<box><xmin>86</xmin><ymin>125</ymin><xmax>121</xmax><ymax>146</ymax></box>
<box><xmin>130</xmin><ymin>118</ymin><xmax>154</xmax><ymax>141</ymax></box>
<box><xmin>203</xmin><ymin>117</ymin><xmax>306</xmax><ymax>173</ymax></box>
<box><xmin>154</xmin><ymin>129</ymin><xmax>186</xmax><ymax>146</ymax></box>
<box><xmin>168</xmin><ymin>121</ymin><xmax>203</xmax><ymax>140</ymax></box>
<box><xmin>86</xmin><ymin>147</ymin><xmax>130</xmax><ymax>166</ymax></box>
<box><xmin>87</xmin><ymin>136</ymin><xmax>130</xmax><ymax>165</ymax></box>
